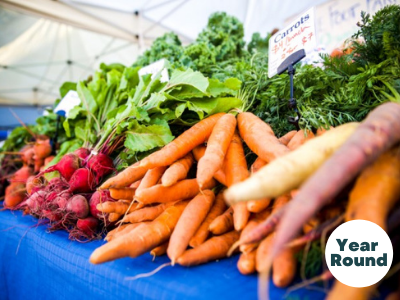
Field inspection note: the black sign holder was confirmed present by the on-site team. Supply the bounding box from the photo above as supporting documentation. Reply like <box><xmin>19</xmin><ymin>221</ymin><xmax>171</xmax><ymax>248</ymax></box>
<box><xmin>277</xmin><ymin>49</ymin><xmax>306</xmax><ymax>130</ymax></box>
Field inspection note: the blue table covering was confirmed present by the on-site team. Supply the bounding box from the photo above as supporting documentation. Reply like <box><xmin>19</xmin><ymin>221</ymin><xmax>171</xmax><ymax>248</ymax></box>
<box><xmin>0</xmin><ymin>210</ymin><xmax>328</xmax><ymax>300</ymax></box>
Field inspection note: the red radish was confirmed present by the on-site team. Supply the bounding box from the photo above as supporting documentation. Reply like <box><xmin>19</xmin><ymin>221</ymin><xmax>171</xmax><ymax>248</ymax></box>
<box><xmin>87</xmin><ymin>153</ymin><xmax>114</xmax><ymax>182</ymax></box>
<box><xmin>34</xmin><ymin>137</ymin><xmax>52</xmax><ymax>159</ymax></box>
<box><xmin>68</xmin><ymin>168</ymin><xmax>95</xmax><ymax>193</ymax></box>
<box><xmin>74</xmin><ymin>148</ymin><xmax>91</xmax><ymax>160</ymax></box>
<box><xmin>89</xmin><ymin>190</ymin><xmax>114</xmax><ymax>219</ymax></box>
<box><xmin>37</xmin><ymin>153</ymin><xmax>80</xmax><ymax>181</ymax></box>
<box><xmin>66</xmin><ymin>195</ymin><xmax>89</xmax><ymax>218</ymax></box>
<box><xmin>77</xmin><ymin>217</ymin><xmax>99</xmax><ymax>237</ymax></box>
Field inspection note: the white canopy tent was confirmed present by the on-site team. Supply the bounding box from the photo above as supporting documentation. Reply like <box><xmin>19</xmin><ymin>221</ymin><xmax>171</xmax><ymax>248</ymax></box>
<box><xmin>0</xmin><ymin>0</ymin><xmax>329</xmax><ymax>113</ymax></box>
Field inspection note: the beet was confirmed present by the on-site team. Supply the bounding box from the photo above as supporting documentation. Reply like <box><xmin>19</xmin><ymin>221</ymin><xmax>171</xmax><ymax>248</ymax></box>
<box><xmin>68</xmin><ymin>168</ymin><xmax>95</xmax><ymax>193</ymax></box>
<box><xmin>55</xmin><ymin>192</ymin><xmax>72</xmax><ymax>210</ymax></box>
<box><xmin>89</xmin><ymin>190</ymin><xmax>114</xmax><ymax>219</ymax></box>
<box><xmin>77</xmin><ymin>217</ymin><xmax>99</xmax><ymax>237</ymax></box>
<box><xmin>87</xmin><ymin>153</ymin><xmax>114</xmax><ymax>182</ymax></box>
<box><xmin>37</xmin><ymin>153</ymin><xmax>80</xmax><ymax>181</ymax></box>
<box><xmin>66</xmin><ymin>195</ymin><xmax>89</xmax><ymax>218</ymax></box>
<box><xmin>26</xmin><ymin>190</ymin><xmax>47</xmax><ymax>212</ymax></box>
<box><xmin>47</xmin><ymin>177</ymin><xmax>69</xmax><ymax>193</ymax></box>
<box><xmin>42</xmin><ymin>209</ymin><xmax>61</xmax><ymax>221</ymax></box>
<box><xmin>74</xmin><ymin>148</ymin><xmax>91</xmax><ymax>160</ymax></box>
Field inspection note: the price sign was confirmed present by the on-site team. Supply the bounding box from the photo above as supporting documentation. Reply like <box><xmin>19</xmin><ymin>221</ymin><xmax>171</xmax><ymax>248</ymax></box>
<box><xmin>54</xmin><ymin>90</ymin><xmax>81</xmax><ymax>117</ymax></box>
<box><xmin>268</xmin><ymin>7</ymin><xmax>316</xmax><ymax>78</ymax></box>
<box><xmin>138</xmin><ymin>59</ymin><xmax>169</xmax><ymax>82</ymax></box>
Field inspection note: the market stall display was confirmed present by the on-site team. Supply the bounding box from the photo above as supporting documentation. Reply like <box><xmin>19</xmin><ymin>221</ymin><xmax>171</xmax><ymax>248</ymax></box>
<box><xmin>2</xmin><ymin>4</ymin><xmax>400</xmax><ymax>299</ymax></box>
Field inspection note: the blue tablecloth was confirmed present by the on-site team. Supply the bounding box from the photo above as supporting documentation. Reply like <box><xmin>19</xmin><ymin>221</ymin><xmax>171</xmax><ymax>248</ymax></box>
<box><xmin>0</xmin><ymin>210</ymin><xmax>328</xmax><ymax>300</ymax></box>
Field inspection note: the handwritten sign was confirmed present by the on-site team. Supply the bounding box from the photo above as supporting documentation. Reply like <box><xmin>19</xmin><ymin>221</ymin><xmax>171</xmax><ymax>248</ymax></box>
<box><xmin>268</xmin><ymin>7</ymin><xmax>316</xmax><ymax>78</ymax></box>
<box><xmin>54</xmin><ymin>90</ymin><xmax>80</xmax><ymax>117</ymax></box>
<box><xmin>138</xmin><ymin>59</ymin><xmax>169</xmax><ymax>82</ymax></box>
<box><xmin>285</xmin><ymin>0</ymin><xmax>398</xmax><ymax>53</ymax></box>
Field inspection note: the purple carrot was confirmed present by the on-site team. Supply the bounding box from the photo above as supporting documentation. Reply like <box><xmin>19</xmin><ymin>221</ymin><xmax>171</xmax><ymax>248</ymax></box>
<box><xmin>240</xmin><ymin>207</ymin><xmax>286</xmax><ymax>245</ymax></box>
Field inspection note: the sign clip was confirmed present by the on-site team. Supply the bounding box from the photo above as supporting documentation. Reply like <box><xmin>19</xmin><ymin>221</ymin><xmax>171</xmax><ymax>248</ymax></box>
<box><xmin>277</xmin><ymin>49</ymin><xmax>305</xmax><ymax>130</ymax></box>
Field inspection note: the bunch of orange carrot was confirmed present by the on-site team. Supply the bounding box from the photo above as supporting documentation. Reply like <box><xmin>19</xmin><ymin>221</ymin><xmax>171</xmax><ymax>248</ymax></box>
<box><xmin>3</xmin><ymin>135</ymin><xmax>53</xmax><ymax>208</ymax></box>
<box><xmin>89</xmin><ymin>111</ymin><xmax>338</xmax><ymax>288</ymax></box>
<box><xmin>223</xmin><ymin>102</ymin><xmax>400</xmax><ymax>299</ymax></box>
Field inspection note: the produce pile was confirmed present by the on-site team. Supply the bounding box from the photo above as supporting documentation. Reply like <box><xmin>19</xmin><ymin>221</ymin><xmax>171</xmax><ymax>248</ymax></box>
<box><xmin>1</xmin><ymin>4</ymin><xmax>400</xmax><ymax>299</ymax></box>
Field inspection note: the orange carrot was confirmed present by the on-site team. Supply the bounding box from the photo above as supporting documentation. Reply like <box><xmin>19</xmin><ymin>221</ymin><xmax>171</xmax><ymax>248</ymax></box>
<box><xmin>272</xmin><ymin>246</ymin><xmax>297</xmax><ymax>287</ymax></box>
<box><xmin>256</xmin><ymin>234</ymin><xmax>274</xmax><ymax>272</ymax></box>
<box><xmin>247</xmin><ymin>158</ymin><xmax>270</xmax><ymax>213</ymax></box>
<box><xmin>109</xmin><ymin>187</ymin><xmax>136</xmax><ymax>200</ymax></box>
<box><xmin>256</xmin><ymin>196</ymin><xmax>293</xmax><ymax>274</ymax></box>
<box><xmin>237</xmin><ymin>249</ymin><xmax>257</xmax><ymax>275</ymax></box>
<box><xmin>345</xmin><ymin>147</ymin><xmax>400</xmax><ymax>230</ymax></box>
<box><xmin>240</xmin><ymin>194</ymin><xmax>291</xmax><ymax>246</ymax></box>
<box><xmin>167</xmin><ymin>190</ymin><xmax>215</xmax><ymax>263</ymax></box>
<box><xmin>120</xmin><ymin>202</ymin><xmax>173</xmax><ymax>223</ymax></box>
<box><xmin>287</xmin><ymin>129</ymin><xmax>315</xmax><ymax>150</ymax></box>
<box><xmin>189</xmin><ymin>191</ymin><xmax>227</xmax><ymax>247</ymax></box>
<box><xmin>96</xmin><ymin>201</ymin><xmax>138</xmax><ymax>214</ymax></box>
<box><xmin>130</xmin><ymin>180</ymin><xmax>142</xmax><ymax>189</ymax></box>
<box><xmin>237</xmin><ymin>112</ymin><xmax>289</xmax><ymax>162</ymax></box>
<box><xmin>251</xmin><ymin>157</ymin><xmax>267</xmax><ymax>172</ymax></box>
<box><xmin>140</xmin><ymin>113</ymin><xmax>225</xmax><ymax>169</ymax></box>
<box><xmin>150</xmin><ymin>241</ymin><xmax>169</xmax><ymax>257</ymax></box>
<box><xmin>100</xmin><ymin>162</ymin><xmax>147</xmax><ymax>189</ymax></box>
<box><xmin>303</xmin><ymin>217</ymin><xmax>320</xmax><ymax>234</ymax></box>
<box><xmin>135</xmin><ymin>178</ymin><xmax>216</xmax><ymax>204</ymax></box>
<box><xmin>192</xmin><ymin>145</ymin><xmax>227</xmax><ymax>185</ymax></box>
<box><xmin>90</xmin><ymin>200</ymin><xmax>189</xmax><ymax>264</ymax></box>
<box><xmin>105</xmin><ymin>223</ymin><xmax>142</xmax><ymax>242</ymax></box>
<box><xmin>176</xmin><ymin>231</ymin><xmax>240</xmax><ymax>266</ymax></box>
<box><xmin>316</xmin><ymin>126</ymin><xmax>334</xmax><ymax>136</ymax></box>
<box><xmin>161</xmin><ymin>153</ymin><xmax>193</xmax><ymax>187</ymax></box>
<box><xmin>209</xmin><ymin>207</ymin><xmax>234</xmax><ymax>235</ymax></box>
<box><xmin>247</xmin><ymin>199</ymin><xmax>271</xmax><ymax>213</ymax></box>
<box><xmin>108</xmin><ymin>213</ymin><xmax>121</xmax><ymax>223</ymax></box>
<box><xmin>278</xmin><ymin>130</ymin><xmax>297</xmax><ymax>146</ymax></box>
<box><xmin>224</xmin><ymin>132</ymin><xmax>250</xmax><ymax>230</ymax></box>
<box><xmin>197</xmin><ymin>114</ymin><xmax>237</xmax><ymax>188</ymax></box>
<box><xmin>239</xmin><ymin>210</ymin><xmax>271</xmax><ymax>253</ymax></box>
<box><xmin>136</xmin><ymin>166</ymin><xmax>167</xmax><ymax>193</ymax></box>
<box><xmin>232</xmin><ymin>203</ymin><xmax>249</xmax><ymax>232</ymax></box>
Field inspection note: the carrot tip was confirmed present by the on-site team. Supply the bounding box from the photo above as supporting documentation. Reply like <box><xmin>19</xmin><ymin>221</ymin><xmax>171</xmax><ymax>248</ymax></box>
<box><xmin>227</xmin><ymin>240</ymin><xmax>240</xmax><ymax>257</ymax></box>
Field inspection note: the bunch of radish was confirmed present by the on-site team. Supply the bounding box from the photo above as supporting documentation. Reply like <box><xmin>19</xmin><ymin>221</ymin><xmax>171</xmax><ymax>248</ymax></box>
<box><xmin>20</xmin><ymin>147</ymin><xmax>117</xmax><ymax>240</ymax></box>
